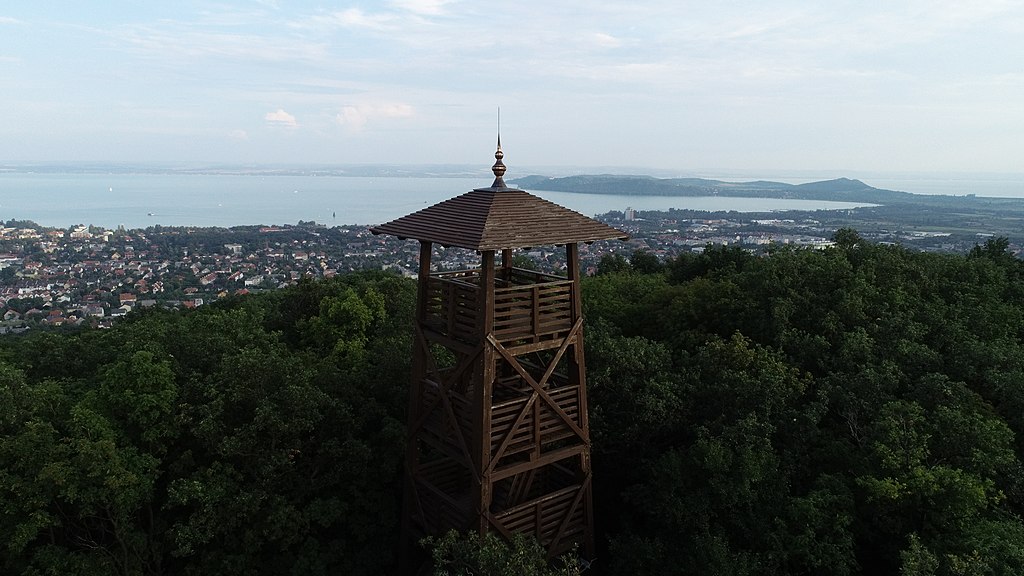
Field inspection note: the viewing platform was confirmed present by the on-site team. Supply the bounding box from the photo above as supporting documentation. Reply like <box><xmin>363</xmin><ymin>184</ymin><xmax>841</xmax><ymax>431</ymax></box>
<box><xmin>422</xmin><ymin>266</ymin><xmax>575</xmax><ymax>349</ymax></box>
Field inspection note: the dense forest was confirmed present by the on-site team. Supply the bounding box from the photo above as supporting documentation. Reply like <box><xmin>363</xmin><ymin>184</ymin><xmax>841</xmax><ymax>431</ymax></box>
<box><xmin>3</xmin><ymin>231</ymin><xmax>1024</xmax><ymax>575</ymax></box>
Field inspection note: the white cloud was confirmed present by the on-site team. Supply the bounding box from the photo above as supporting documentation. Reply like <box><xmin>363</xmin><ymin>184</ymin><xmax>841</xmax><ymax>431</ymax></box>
<box><xmin>0</xmin><ymin>16</ymin><xmax>22</xmax><ymax>25</ymax></box>
<box><xmin>318</xmin><ymin>8</ymin><xmax>401</xmax><ymax>32</ymax></box>
<box><xmin>265</xmin><ymin>109</ymin><xmax>297</xmax><ymax>127</ymax></box>
<box><xmin>590</xmin><ymin>32</ymin><xmax>622</xmax><ymax>48</ymax></box>
<box><xmin>389</xmin><ymin>0</ymin><xmax>455</xmax><ymax>16</ymax></box>
<box><xmin>228</xmin><ymin>129</ymin><xmax>249</xmax><ymax>140</ymax></box>
<box><xmin>336</xmin><ymin>103</ymin><xmax>414</xmax><ymax>130</ymax></box>
<box><xmin>117</xmin><ymin>27</ymin><xmax>326</xmax><ymax>64</ymax></box>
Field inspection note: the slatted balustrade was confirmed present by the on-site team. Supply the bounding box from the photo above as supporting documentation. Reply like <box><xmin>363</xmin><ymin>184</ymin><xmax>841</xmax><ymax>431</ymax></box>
<box><xmin>414</xmin><ymin>458</ymin><xmax>471</xmax><ymax>535</ymax></box>
<box><xmin>418</xmin><ymin>378</ymin><xmax>473</xmax><ymax>458</ymax></box>
<box><xmin>493</xmin><ymin>482</ymin><xmax>586</xmax><ymax>555</ymax></box>
<box><xmin>493</xmin><ymin>281</ymin><xmax>573</xmax><ymax>342</ymax></box>
<box><xmin>424</xmin><ymin>270</ymin><xmax>480</xmax><ymax>343</ymax></box>
<box><xmin>423</xmin><ymin>268</ymin><xmax>574</xmax><ymax>344</ymax></box>
<box><xmin>489</xmin><ymin>385</ymin><xmax>582</xmax><ymax>465</ymax></box>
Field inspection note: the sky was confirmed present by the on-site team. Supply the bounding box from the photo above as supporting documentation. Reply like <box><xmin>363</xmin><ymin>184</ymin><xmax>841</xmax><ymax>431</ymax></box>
<box><xmin>2</xmin><ymin>1</ymin><xmax>1023</xmax><ymax>175</ymax></box>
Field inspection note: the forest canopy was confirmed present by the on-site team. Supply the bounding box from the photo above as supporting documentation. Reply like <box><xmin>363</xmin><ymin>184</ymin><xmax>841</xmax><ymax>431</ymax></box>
<box><xmin>3</xmin><ymin>234</ymin><xmax>1024</xmax><ymax>575</ymax></box>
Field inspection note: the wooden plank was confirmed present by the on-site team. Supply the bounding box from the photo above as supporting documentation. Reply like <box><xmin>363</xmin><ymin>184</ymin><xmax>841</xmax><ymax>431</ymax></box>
<box><xmin>538</xmin><ymin>319</ymin><xmax>582</xmax><ymax>393</ymax></box>
<box><xmin>474</xmin><ymin>250</ymin><xmax>496</xmax><ymax>533</ymax></box>
<box><xmin>485</xmin><ymin>510</ymin><xmax>515</xmax><ymax>541</ymax></box>
<box><xmin>494</xmin><ymin>279</ymin><xmax>571</xmax><ymax>294</ymax></box>
<box><xmin>496</xmin><ymin>483</ymin><xmax>579</xmax><ymax>521</ymax></box>
<box><xmin>492</xmin><ymin>445</ymin><xmax>585</xmax><ymax>481</ymax></box>
<box><xmin>408</xmin><ymin>345</ymin><xmax>482</xmax><ymax>443</ymax></box>
<box><xmin>487</xmin><ymin>393</ymin><xmax>538</xmax><ymax>473</ymax></box>
<box><xmin>503</xmin><ymin>339</ymin><xmax>565</xmax><ymax>355</ymax></box>
<box><xmin>420</xmin><ymin>327</ymin><xmax>478</xmax><ymax>356</ymax></box>
<box><xmin>440</xmin><ymin>380</ymin><xmax>477</xmax><ymax>481</ymax></box>
<box><xmin>488</xmin><ymin>334</ymin><xmax>585</xmax><ymax>441</ymax></box>
<box><xmin>548</xmin><ymin>474</ymin><xmax>590</xmax><ymax>556</ymax></box>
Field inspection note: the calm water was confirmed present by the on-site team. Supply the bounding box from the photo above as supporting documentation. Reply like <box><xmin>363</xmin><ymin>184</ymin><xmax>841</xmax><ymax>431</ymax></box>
<box><xmin>0</xmin><ymin>172</ymin><xmax>995</xmax><ymax>229</ymax></box>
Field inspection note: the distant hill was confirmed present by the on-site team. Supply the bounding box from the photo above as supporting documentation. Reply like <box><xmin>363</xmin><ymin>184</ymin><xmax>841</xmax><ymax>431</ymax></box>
<box><xmin>509</xmin><ymin>174</ymin><xmax>921</xmax><ymax>204</ymax></box>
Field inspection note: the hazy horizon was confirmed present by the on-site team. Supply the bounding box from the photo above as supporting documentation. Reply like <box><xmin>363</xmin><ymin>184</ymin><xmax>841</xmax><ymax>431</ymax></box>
<box><xmin>3</xmin><ymin>161</ymin><xmax>1024</xmax><ymax>199</ymax></box>
<box><xmin>3</xmin><ymin>160</ymin><xmax>1023</xmax><ymax>186</ymax></box>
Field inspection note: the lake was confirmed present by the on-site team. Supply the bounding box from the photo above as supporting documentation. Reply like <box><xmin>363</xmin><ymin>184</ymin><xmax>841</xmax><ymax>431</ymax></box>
<box><xmin>0</xmin><ymin>173</ymin><xmax>880</xmax><ymax>229</ymax></box>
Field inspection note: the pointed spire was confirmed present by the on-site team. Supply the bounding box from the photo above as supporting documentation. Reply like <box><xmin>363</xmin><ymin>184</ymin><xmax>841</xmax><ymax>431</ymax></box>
<box><xmin>491</xmin><ymin>132</ymin><xmax>507</xmax><ymax>189</ymax></box>
<box><xmin>489</xmin><ymin>107</ymin><xmax>507</xmax><ymax>189</ymax></box>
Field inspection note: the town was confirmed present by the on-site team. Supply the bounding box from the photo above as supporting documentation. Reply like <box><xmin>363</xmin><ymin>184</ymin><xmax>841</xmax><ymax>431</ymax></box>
<box><xmin>1</xmin><ymin>205</ymin><xmax>1015</xmax><ymax>333</ymax></box>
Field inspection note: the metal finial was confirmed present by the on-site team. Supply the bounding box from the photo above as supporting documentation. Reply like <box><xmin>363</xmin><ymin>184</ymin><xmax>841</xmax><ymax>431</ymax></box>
<box><xmin>491</xmin><ymin>108</ymin><xmax>507</xmax><ymax>188</ymax></box>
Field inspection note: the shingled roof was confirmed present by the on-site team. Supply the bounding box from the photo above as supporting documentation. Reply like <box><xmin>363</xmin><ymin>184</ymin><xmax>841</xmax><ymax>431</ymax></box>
<box><xmin>370</xmin><ymin>139</ymin><xmax>628</xmax><ymax>250</ymax></box>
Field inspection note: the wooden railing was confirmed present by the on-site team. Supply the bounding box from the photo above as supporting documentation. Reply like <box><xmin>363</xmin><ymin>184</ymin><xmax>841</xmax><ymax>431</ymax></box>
<box><xmin>418</xmin><ymin>378</ymin><xmax>473</xmax><ymax>458</ymax></box>
<box><xmin>424</xmin><ymin>270</ymin><xmax>480</xmax><ymax>343</ymax></box>
<box><xmin>415</xmin><ymin>458</ymin><xmax>471</xmax><ymax>534</ymax></box>
<box><xmin>423</xmin><ymin>268</ymin><xmax>574</xmax><ymax>344</ymax></box>
<box><xmin>419</xmin><ymin>376</ymin><xmax>581</xmax><ymax>466</ymax></box>
<box><xmin>493</xmin><ymin>280</ymin><xmax>573</xmax><ymax>342</ymax></box>
<box><xmin>489</xmin><ymin>385</ymin><xmax>581</xmax><ymax>463</ymax></box>
<box><xmin>494</xmin><ymin>483</ymin><xmax>585</xmax><ymax>551</ymax></box>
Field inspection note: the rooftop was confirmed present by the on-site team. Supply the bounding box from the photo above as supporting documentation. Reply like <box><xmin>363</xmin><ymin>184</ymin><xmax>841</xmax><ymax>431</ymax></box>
<box><xmin>370</xmin><ymin>138</ymin><xmax>628</xmax><ymax>250</ymax></box>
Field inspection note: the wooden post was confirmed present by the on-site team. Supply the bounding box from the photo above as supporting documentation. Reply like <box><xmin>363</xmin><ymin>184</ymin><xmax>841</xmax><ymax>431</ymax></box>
<box><xmin>565</xmin><ymin>243</ymin><xmax>582</xmax><ymax>324</ymax></box>
<box><xmin>401</xmin><ymin>241</ymin><xmax>433</xmax><ymax>567</ymax></box>
<box><xmin>474</xmin><ymin>250</ymin><xmax>497</xmax><ymax>533</ymax></box>
<box><xmin>416</xmin><ymin>241</ymin><xmax>433</xmax><ymax>322</ymax></box>
<box><xmin>565</xmin><ymin>242</ymin><xmax>595</xmax><ymax>558</ymax></box>
<box><xmin>501</xmin><ymin>248</ymin><xmax>513</xmax><ymax>277</ymax></box>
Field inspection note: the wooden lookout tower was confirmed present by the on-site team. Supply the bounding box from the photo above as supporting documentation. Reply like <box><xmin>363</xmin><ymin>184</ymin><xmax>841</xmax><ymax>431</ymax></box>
<box><xmin>371</xmin><ymin>138</ymin><xmax>627</xmax><ymax>561</ymax></box>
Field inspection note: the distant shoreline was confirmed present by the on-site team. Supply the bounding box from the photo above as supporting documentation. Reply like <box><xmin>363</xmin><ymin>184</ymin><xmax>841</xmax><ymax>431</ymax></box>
<box><xmin>3</xmin><ymin>169</ymin><xmax>1024</xmax><ymax>231</ymax></box>
<box><xmin>2</xmin><ymin>162</ymin><xmax>1023</xmax><ymax>198</ymax></box>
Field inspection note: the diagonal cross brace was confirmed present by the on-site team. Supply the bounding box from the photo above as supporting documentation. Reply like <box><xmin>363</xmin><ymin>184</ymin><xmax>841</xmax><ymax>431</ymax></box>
<box><xmin>409</xmin><ymin>328</ymin><xmax>482</xmax><ymax>480</ymax></box>
<box><xmin>486</xmin><ymin>317</ymin><xmax>586</xmax><ymax>459</ymax></box>
<box><xmin>547</xmin><ymin>472</ymin><xmax>591</xmax><ymax>557</ymax></box>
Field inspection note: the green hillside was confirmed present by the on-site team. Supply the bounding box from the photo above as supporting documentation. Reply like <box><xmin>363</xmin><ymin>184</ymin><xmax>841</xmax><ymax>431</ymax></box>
<box><xmin>511</xmin><ymin>174</ymin><xmax>934</xmax><ymax>204</ymax></box>
<box><xmin>4</xmin><ymin>235</ymin><xmax>1024</xmax><ymax>575</ymax></box>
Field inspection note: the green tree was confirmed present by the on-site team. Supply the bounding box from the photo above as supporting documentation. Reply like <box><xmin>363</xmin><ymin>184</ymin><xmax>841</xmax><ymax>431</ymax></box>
<box><xmin>423</xmin><ymin>530</ymin><xmax>580</xmax><ymax>576</ymax></box>
<box><xmin>0</xmin><ymin>272</ymin><xmax>416</xmax><ymax>576</ymax></box>
<box><xmin>596</xmin><ymin>252</ymin><xmax>630</xmax><ymax>275</ymax></box>
<box><xmin>832</xmin><ymin>227</ymin><xmax>864</xmax><ymax>250</ymax></box>
<box><xmin>630</xmin><ymin>249</ymin><xmax>662</xmax><ymax>274</ymax></box>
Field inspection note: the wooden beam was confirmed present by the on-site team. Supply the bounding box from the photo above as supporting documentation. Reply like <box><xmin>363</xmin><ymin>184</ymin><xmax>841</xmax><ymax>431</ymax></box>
<box><xmin>548</xmin><ymin>473</ymin><xmax>591</xmax><ymax>557</ymax></box>
<box><xmin>439</xmin><ymin>383</ymin><xmax>481</xmax><ymax>483</ymax></box>
<box><xmin>501</xmin><ymin>248</ymin><xmax>513</xmax><ymax>271</ymax></box>
<box><xmin>503</xmin><ymin>337</ymin><xmax>569</xmax><ymax>356</ymax></box>
<box><xmin>486</xmin><ymin>510</ymin><xmax>516</xmax><ymax>541</ymax></box>
<box><xmin>408</xmin><ymin>344</ymin><xmax>482</xmax><ymax>438</ymax></box>
<box><xmin>420</xmin><ymin>326</ymin><xmax>478</xmax><ymax>356</ymax></box>
<box><xmin>538</xmin><ymin>318</ymin><xmax>583</xmax><ymax>390</ymax></box>
<box><xmin>416</xmin><ymin>241</ymin><xmax>433</xmax><ymax>321</ymax></box>
<box><xmin>487</xmin><ymin>392</ymin><xmax>539</xmax><ymax>474</ymax></box>
<box><xmin>565</xmin><ymin>243</ymin><xmax>582</xmax><ymax>322</ymax></box>
<box><xmin>473</xmin><ymin>250</ymin><xmax>497</xmax><ymax>533</ymax></box>
<box><xmin>491</xmin><ymin>444</ymin><xmax>586</xmax><ymax>482</ymax></box>
<box><xmin>488</xmin><ymin>334</ymin><xmax>586</xmax><ymax>441</ymax></box>
<box><xmin>565</xmin><ymin>241</ymin><xmax>595</xmax><ymax>559</ymax></box>
<box><xmin>403</xmin><ymin>240</ymin><xmax>434</xmax><ymax>569</ymax></box>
